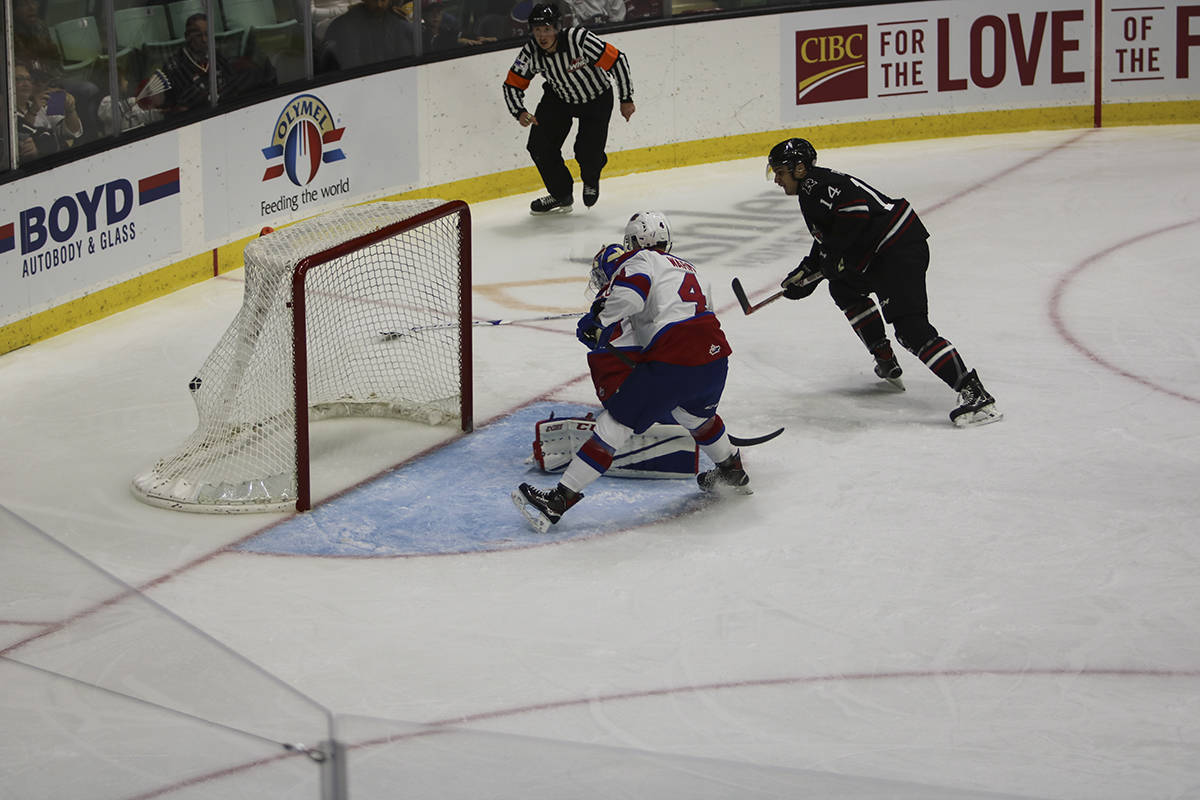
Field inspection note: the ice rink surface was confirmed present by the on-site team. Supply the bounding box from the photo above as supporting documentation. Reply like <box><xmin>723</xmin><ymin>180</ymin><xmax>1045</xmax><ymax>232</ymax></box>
<box><xmin>2</xmin><ymin>125</ymin><xmax>1200</xmax><ymax>799</ymax></box>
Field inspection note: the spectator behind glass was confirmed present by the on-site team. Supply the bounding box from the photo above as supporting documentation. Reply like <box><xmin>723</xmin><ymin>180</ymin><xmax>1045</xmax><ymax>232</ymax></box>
<box><xmin>97</xmin><ymin>65</ymin><xmax>164</xmax><ymax>135</ymax></box>
<box><xmin>458</xmin><ymin>0</ymin><xmax>524</xmax><ymax>41</ymax></box>
<box><xmin>14</xmin><ymin>59</ymin><xmax>84</xmax><ymax>163</ymax></box>
<box><xmin>12</xmin><ymin>0</ymin><xmax>102</xmax><ymax>143</ymax></box>
<box><xmin>138</xmin><ymin>14</ymin><xmax>269</xmax><ymax>114</ymax></box>
<box><xmin>415</xmin><ymin>0</ymin><xmax>498</xmax><ymax>50</ymax></box>
<box><xmin>319</xmin><ymin>0</ymin><xmax>415</xmax><ymax>72</ymax></box>
<box><xmin>565</xmin><ymin>0</ymin><xmax>625</xmax><ymax>26</ymax></box>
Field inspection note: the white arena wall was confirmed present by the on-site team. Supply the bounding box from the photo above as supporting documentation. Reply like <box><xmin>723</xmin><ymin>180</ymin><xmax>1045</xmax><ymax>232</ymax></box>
<box><xmin>2</xmin><ymin>0</ymin><xmax>1197</xmax><ymax>354</ymax></box>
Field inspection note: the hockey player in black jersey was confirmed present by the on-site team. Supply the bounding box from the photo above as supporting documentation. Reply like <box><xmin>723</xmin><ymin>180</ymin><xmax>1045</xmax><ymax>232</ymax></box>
<box><xmin>768</xmin><ymin>137</ymin><xmax>1001</xmax><ymax>427</ymax></box>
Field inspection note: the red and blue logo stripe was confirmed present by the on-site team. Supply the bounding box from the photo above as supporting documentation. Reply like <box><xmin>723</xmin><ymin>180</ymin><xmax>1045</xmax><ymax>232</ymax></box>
<box><xmin>138</xmin><ymin>168</ymin><xmax>180</xmax><ymax>205</ymax></box>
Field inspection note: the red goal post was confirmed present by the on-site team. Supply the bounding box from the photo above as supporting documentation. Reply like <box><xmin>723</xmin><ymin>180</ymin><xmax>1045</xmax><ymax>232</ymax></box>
<box><xmin>132</xmin><ymin>199</ymin><xmax>473</xmax><ymax>513</ymax></box>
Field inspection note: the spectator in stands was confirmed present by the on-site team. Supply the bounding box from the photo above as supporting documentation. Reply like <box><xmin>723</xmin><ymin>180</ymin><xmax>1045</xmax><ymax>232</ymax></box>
<box><xmin>565</xmin><ymin>0</ymin><xmax>625</xmax><ymax>25</ymax></box>
<box><xmin>12</xmin><ymin>0</ymin><xmax>59</xmax><ymax>64</ymax></box>
<box><xmin>413</xmin><ymin>0</ymin><xmax>497</xmax><ymax>50</ymax></box>
<box><xmin>14</xmin><ymin>59</ymin><xmax>84</xmax><ymax>162</ymax></box>
<box><xmin>319</xmin><ymin>0</ymin><xmax>416</xmax><ymax>71</ymax></box>
<box><xmin>140</xmin><ymin>14</ymin><xmax>264</xmax><ymax>114</ymax></box>
<box><xmin>459</xmin><ymin>0</ymin><xmax>523</xmax><ymax>41</ymax></box>
<box><xmin>313</xmin><ymin>0</ymin><xmax>354</xmax><ymax>40</ymax></box>
<box><xmin>12</xmin><ymin>0</ymin><xmax>101</xmax><ymax>142</ymax></box>
<box><xmin>97</xmin><ymin>66</ymin><xmax>164</xmax><ymax>135</ymax></box>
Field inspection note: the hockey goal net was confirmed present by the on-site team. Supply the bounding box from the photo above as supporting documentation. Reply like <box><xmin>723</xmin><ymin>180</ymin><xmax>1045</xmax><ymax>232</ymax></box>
<box><xmin>132</xmin><ymin>199</ymin><xmax>472</xmax><ymax>513</ymax></box>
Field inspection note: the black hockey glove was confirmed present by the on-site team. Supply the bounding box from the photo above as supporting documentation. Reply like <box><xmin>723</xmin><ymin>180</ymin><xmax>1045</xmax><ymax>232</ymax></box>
<box><xmin>781</xmin><ymin>257</ymin><xmax>825</xmax><ymax>299</ymax></box>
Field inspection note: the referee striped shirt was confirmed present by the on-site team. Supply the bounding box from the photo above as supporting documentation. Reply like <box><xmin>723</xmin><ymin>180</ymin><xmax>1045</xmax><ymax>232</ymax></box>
<box><xmin>503</xmin><ymin>26</ymin><xmax>633</xmax><ymax>118</ymax></box>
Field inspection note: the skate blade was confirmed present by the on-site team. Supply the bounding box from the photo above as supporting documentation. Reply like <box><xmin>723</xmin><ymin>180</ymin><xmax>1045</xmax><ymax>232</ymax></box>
<box><xmin>529</xmin><ymin>205</ymin><xmax>573</xmax><ymax>217</ymax></box>
<box><xmin>952</xmin><ymin>405</ymin><xmax>1004</xmax><ymax>428</ymax></box>
<box><xmin>883</xmin><ymin>375</ymin><xmax>906</xmax><ymax>391</ymax></box>
<box><xmin>698</xmin><ymin>481</ymin><xmax>754</xmax><ymax>497</ymax></box>
<box><xmin>510</xmin><ymin>488</ymin><xmax>553</xmax><ymax>533</ymax></box>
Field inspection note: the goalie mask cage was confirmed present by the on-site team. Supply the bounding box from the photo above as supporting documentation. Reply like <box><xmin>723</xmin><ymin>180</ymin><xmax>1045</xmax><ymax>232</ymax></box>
<box><xmin>132</xmin><ymin>199</ymin><xmax>472</xmax><ymax>513</ymax></box>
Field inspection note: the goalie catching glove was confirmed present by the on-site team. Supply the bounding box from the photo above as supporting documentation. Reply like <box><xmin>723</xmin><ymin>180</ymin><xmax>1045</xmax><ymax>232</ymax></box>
<box><xmin>781</xmin><ymin>255</ymin><xmax>826</xmax><ymax>299</ymax></box>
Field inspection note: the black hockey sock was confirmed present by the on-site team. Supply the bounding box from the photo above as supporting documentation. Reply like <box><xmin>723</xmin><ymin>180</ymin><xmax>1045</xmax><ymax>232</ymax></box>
<box><xmin>914</xmin><ymin>337</ymin><xmax>969</xmax><ymax>389</ymax></box>
<box><xmin>841</xmin><ymin>299</ymin><xmax>887</xmax><ymax>353</ymax></box>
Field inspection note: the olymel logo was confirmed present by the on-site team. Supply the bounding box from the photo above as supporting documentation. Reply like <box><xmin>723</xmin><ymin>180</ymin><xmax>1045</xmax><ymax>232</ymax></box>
<box><xmin>795</xmin><ymin>25</ymin><xmax>868</xmax><ymax>104</ymax></box>
<box><xmin>261</xmin><ymin>94</ymin><xmax>346</xmax><ymax>186</ymax></box>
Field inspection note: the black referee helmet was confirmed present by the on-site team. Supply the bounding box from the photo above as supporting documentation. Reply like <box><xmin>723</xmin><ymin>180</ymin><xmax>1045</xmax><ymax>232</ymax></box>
<box><xmin>528</xmin><ymin>2</ymin><xmax>561</xmax><ymax>27</ymax></box>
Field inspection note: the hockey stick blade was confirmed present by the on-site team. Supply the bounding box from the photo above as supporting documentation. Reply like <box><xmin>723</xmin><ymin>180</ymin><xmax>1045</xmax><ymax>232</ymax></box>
<box><xmin>730</xmin><ymin>278</ymin><xmax>784</xmax><ymax>316</ymax></box>
<box><xmin>728</xmin><ymin>427</ymin><xmax>784</xmax><ymax>447</ymax></box>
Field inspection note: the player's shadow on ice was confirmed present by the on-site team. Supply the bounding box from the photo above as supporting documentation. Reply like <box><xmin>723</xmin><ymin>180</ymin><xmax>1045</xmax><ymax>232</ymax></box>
<box><xmin>789</xmin><ymin>382</ymin><xmax>948</xmax><ymax>431</ymax></box>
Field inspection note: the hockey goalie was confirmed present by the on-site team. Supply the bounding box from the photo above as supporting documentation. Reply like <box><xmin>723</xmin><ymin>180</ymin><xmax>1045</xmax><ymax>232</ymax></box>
<box><xmin>513</xmin><ymin>212</ymin><xmax>757</xmax><ymax>533</ymax></box>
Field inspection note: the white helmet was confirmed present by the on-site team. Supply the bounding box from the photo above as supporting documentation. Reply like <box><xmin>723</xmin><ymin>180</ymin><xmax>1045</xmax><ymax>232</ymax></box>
<box><xmin>623</xmin><ymin>211</ymin><xmax>672</xmax><ymax>253</ymax></box>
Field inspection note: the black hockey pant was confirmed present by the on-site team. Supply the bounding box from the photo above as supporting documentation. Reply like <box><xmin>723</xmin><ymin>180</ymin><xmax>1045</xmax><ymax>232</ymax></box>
<box><xmin>527</xmin><ymin>87</ymin><xmax>613</xmax><ymax>200</ymax></box>
<box><xmin>827</xmin><ymin>236</ymin><xmax>938</xmax><ymax>351</ymax></box>
<box><xmin>827</xmin><ymin>237</ymin><xmax>970</xmax><ymax>389</ymax></box>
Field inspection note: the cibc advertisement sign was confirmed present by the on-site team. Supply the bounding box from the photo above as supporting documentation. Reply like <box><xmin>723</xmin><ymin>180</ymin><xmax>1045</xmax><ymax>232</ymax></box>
<box><xmin>781</xmin><ymin>0</ymin><xmax>1200</xmax><ymax>124</ymax></box>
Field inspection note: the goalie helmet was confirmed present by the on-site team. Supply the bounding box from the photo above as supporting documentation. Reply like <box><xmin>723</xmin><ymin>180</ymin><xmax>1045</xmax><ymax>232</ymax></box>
<box><xmin>623</xmin><ymin>211</ymin><xmax>672</xmax><ymax>253</ymax></box>
<box><xmin>588</xmin><ymin>243</ymin><xmax>626</xmax><ymax>293</ymax></box>
<box><xmin>767</xmin><ymin>137</ymin><xmax>817</xmax><ymax>175</ymax></box>
<box><xmin>527</xmin><ymin>2</ymin><xmax>560</xmax><ymax>27</ymax></box>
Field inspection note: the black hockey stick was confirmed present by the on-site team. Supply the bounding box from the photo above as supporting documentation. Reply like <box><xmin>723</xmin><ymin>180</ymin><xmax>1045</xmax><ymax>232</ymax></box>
<box><xmin>731</xmin><ymin>278</ymin><xmax>784</xmax><ymax>315</ymax></box>
<box><xmin>731</xmin><ymin>273</ymin><xmax>823</xmax><ymax>316</ymax></box>
<box><xmin>728</xmin><ymin>427</ymin><xmax>784</xmax><ymax>447</ymax></box>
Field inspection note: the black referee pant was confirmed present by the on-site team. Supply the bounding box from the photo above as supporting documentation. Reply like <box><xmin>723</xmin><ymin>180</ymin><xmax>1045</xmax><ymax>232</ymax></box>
<box><xmin>527</xmin><ymin>87</ymin><xmax>614</xmax><ymax>201</ymax></box>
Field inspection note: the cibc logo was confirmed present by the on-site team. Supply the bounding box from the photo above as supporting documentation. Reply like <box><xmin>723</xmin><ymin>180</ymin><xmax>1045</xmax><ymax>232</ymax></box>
<box><xmin>261</xmin><ymin>94</ymin><xmax>347</xmax><ymax>186</ymax></box>
<box><xmin>795</xmin><ymin>25</ymin><xmax>868</xmax><ymax>105</ymax></box>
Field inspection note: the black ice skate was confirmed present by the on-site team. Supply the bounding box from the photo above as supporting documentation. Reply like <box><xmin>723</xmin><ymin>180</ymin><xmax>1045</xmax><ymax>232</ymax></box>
<box><xmin>512</xmin><ymin>483</ymin><xmax>583</xmax><ymax>533</ymax></box>
<box><xmin>582</xmin><ymin>183</ymin><xmax>599</xmax><ymax>207</ymax></box>
<box><xmin>950</xmin><ymin>369</ymin><xmax>1003</xmax><ymax>427</ymax></box>
<box><xmin>872</xmin><ymin>342</ymin><xmax>905</xmax><ymax>390</ymax></box>
<box><xmin>696</xmin><ymin>451</ymin><xmax>753</xmax><ymax>495</ymax></box>
<box><xmin>530</xmin><ymin>195</ymin><xmax>574</xmax><ymax>215</ymax></box>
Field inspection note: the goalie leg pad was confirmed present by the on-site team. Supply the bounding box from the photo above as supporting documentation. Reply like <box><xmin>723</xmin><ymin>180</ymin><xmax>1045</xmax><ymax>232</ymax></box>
<box><xmin>531</xmin><ymin>414</ymin><xmax>699</xmax><ymax>479</ymax></box>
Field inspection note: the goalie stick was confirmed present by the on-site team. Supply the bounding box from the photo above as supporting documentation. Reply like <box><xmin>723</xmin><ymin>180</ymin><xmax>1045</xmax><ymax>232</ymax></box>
<box><xmin>730</xmin><ymin>273</ymin><xmax>822</xmax><ymax>316</ymax></box>
<box><xmin>381</xmin><ymin>311</ymin><xmax>581</xmax><ymax>339</ymax></box>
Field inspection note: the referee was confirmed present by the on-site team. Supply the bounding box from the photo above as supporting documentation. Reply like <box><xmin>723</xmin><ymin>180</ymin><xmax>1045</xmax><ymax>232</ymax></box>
<box><xmin>502</xmin><ymin>2</ymin><xmax>635</xmax><ymax>215</ymax></box>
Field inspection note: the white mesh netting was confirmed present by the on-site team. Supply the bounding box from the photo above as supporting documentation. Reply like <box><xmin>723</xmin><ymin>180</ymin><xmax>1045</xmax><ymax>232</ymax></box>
<box><xmin>132</xmin><ymin>199</ymin><xmax>468</xmax><ymax>513</ymax></box>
